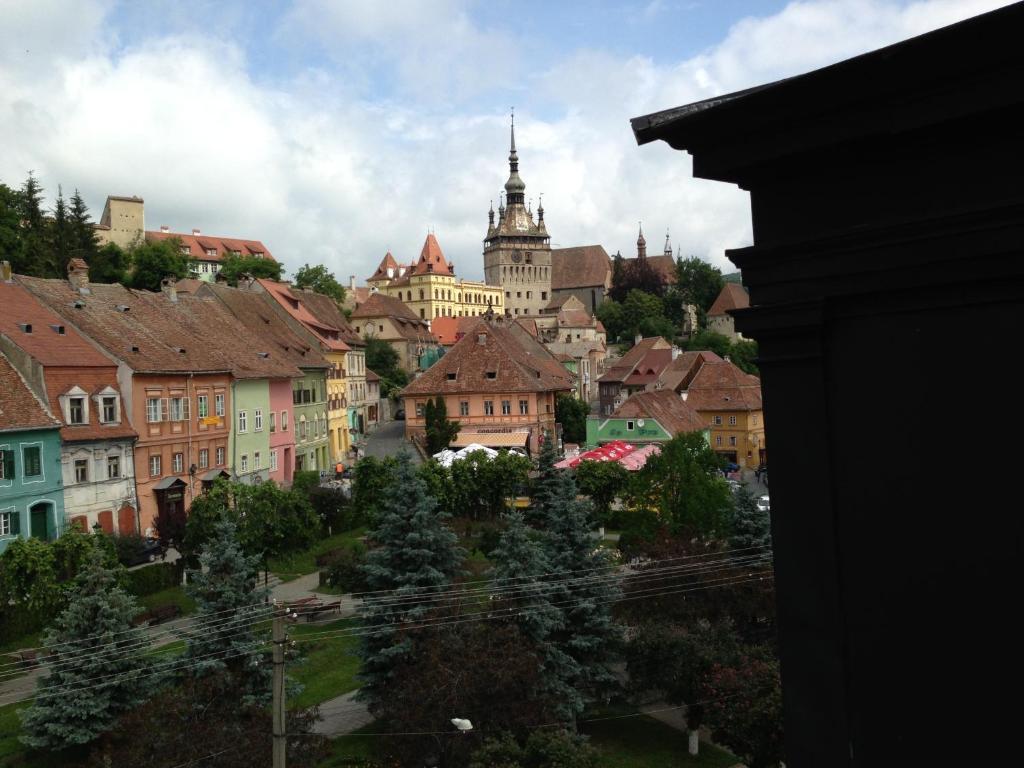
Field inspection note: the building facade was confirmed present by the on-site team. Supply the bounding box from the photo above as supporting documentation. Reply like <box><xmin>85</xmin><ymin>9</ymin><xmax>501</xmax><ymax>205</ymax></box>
<box><xmin>0</xmin><ymin>355</ymin><xmax>64</xmax><ymax>553</ymax></box>
<box><xmin>706</xmin><ymin>283</ymin><xmax>750</xmax><ymax>341</ymax></box>
<box><xmin>483</xmin><ymin>118</ymin><xmax>554</xmax><ymax>317</ymax></box>
<box><xmin>597</xmin><ymin>336</ymin><xmax>674</xmax><ymax>415</ymax></box>
<box><xmin>684</xmin><ymin>361</ymin><xmax>766</xmax><ymax>469</ymax></box>
<box><xmin>400</xmin><ymin>318</ymin><xmax>574</xmax><ymax>455</ymax></box>
<box><xmin>369</xmin><ymin>236</ymin><xmax>505</xmax><ymax>320</ymax></box>
<box><xmin>585</xmin><ymin>389</ymin><xmax>708</xmax><ymax>448</ymax></box>
<box><xmin>350</xmin><ymin>293</ymin><xmax>439</xmax><ymax>374</ymax></box>
<box><xmin>549</xmin><ymin>245</ymin><xmax>612</xmax><ymax>314</ymax></box>
<box><xmin>0</xmin><ymin>275</ymin><xmax>138</xmax><ymax>535</ymax></box>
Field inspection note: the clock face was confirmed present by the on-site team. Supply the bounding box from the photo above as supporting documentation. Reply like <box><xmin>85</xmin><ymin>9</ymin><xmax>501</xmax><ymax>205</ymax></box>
<box><xmin>511</xmin><ymin>251</ymin><xmax>522</xmax><ymax>263</ymax></box>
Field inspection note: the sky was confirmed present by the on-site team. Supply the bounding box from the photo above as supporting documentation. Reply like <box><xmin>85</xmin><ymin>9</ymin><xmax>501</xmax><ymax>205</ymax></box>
<box><xmin>0</xmin><ymin>0</ymin><xmax>1014</xmax><ymax>283</ymax></box>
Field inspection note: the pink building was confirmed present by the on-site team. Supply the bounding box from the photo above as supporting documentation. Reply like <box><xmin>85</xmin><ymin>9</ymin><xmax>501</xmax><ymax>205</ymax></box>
<box><xmin>268</xmin><ymin>379</ymin><xmax>295</xmax><ymax>485</ymax></box>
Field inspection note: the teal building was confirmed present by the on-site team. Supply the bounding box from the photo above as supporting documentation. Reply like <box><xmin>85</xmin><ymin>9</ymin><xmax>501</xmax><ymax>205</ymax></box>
<box><xmin>1</xmin><ymin>356</ymin><xmax>65</xmax><ymax>553</ymax></box>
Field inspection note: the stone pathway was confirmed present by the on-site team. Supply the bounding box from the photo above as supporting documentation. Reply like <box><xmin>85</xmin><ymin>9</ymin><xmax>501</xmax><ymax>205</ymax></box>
<box><xmin>312</xmin><ymin>690</ymin><xmax>373</xmax><ymax>737</ymax></box>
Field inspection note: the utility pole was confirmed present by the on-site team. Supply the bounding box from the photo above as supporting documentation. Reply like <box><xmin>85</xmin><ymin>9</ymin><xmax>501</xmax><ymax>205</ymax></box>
<box><xmin>272</xmin><ymin>602</ymin><xmax>287</xmax><ymax>768</ymax></box>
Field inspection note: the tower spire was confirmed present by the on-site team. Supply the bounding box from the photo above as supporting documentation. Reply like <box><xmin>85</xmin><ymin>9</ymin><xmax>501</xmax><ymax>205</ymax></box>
<box><xmin>664</xmin><ymin>228</ymin><xmax>672</xmax><ymax>256</ymax></box>
<box><xmin>637</xmin><ymin>222</ymin><xmax>647</xmax><ymax>259</ymax></box>
<box><xmin>504</xmin><ymin>109</ymin><xmax>526</xmax><ymax>205</ymax></box>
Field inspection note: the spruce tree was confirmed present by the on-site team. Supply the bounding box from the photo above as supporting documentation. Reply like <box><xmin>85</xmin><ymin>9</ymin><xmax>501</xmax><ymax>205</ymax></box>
<box><xmin>0</xmin><ymin>183</ymin><xmax>23</xmax><ymax>266</ymax></box>
<box><xmin>489</xmin><ymin>511</ymin><xmax>581</xmax><ymax>719</ymax></box>
<box><xmin>17</xmin><ymin>172</ymin><xmax>49</xmax><ymax>277</ymax></box>
<box><xmin>526</xmin><ymin>431</ymin><xmax>560</xmax><ymax>526</ymax></box>
<box><xmin>20</xmin><ymin>545</ymin><xmax>152</xmax><ymax>750</ymax></box>
<box><xmin>356</xmin><ymin>451</ymin><xmax>464</xmax><ymax>710</ymax></box>
<box><xmin>541</xmin><ymin>471</ymin><xmax>622</xmax><ymax>721</ymax></box>
<box><xmin>729</xmin><ymin>486</ymin><xmax>771</xmax><ymax>550</ymax></box>
<box><xmin>50</xmin><ymin>185</ymin><xmax>71</xmax><ymax>278</ymax></box>
<box><xmin>69</xmin><ymin>189</ymin><xmax>100</xmax><ymax>265</ymax></box>
<box><xmin>184</xmin><ymin>518</ymin><xmax>270</xmax><ymax>703</ymax></box>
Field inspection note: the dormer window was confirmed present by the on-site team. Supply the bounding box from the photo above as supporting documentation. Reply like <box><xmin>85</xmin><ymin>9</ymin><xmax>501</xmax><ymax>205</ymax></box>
<box><xmin>180</xmin><ymin>246</ymin><xmax>190</xmax><ymax>256</ymax></box>
<box><xmin>486</xmin><ymin>371</ymin><xmax>497</xmax><ymax>379</ymax></box>
<box><xmin>101</xmin><ymin>396</ymin><xmax>118</xmax><ymax>423</ymax></box>
<box><xmin>205</xmin><ymin>248</ymin><xmax>217</xmax><ymax>257</ymax></box>
<box><xmin>60</xmin><ymin>386</ymin><xmax>90</xmax><ymax>425</ymax></box>
<box><xmin>446</xmin><ymin>372</ymin><xmax>457</xmax><ymax>381</ymax></box>
<box><xmin>69</xmin><ymin>397</ymin><xmax>85</xmax><ymax>424</ymax></box>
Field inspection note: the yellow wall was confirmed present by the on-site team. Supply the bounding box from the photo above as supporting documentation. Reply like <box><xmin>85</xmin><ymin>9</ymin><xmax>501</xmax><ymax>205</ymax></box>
<box><xmin>325</xmin><ymin>351</ymin><xmax>350</xmax><ymax>462</ymax></box>
<box><xmin>699</xmin><ymin>409</ymin><xmax>767</xmax><ymax>468</ymax></box>
<box><xmin>382</xmin><ymin>274</ymin><xmax>504</xmax><ymax>320</ymax></box>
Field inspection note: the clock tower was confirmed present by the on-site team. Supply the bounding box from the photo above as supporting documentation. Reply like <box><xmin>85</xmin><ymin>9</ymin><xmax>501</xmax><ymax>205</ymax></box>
<box><xmin>483</xmin><ymin>114</ymin><xmax>552</xmax><ymax>316</ymax></box>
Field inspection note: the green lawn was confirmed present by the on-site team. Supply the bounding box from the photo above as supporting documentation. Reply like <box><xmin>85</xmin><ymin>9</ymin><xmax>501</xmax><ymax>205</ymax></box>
<box><xmin>268</xmin><ymin>529</ymin><xmax>366</xmax><ymax>582</ymax></box>
<box><xmin>583</xmin><ymin>709</ymin><xmax>737</xmax><ymax>768</ymax></box>
<box><xmin>137</xmin><ymin>586</ymin><xmax>196</xmax><ymax>616</ymax></box>
<box><xmin>0</xmin><ymin>634</ymin><xmax>42</xmax><ymax>660</ymax></box>
<box><xmin>288</xmin><ymin>618</ymin><xmax>362</xmax><ymax>710</ymax></box>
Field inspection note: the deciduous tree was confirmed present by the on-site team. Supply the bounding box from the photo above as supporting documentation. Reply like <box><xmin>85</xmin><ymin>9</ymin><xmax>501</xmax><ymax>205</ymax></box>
<box><xmin>217</xmin><ymin>253</ymin><xmax>283</xmax><ymax>285</ymax></box>
<box><xmin>293</xmin><ymin>263</ymin><xmax>346</xmax><ymax>303</ymax></box>
<box><xmin>127</xmin><ymin>238</ymin><xmax>190</xmax><ymax>291</ymax></box>
<box><xmin>574</xmin><ymin>459</ymin><xmax>629</xmax><ymax>524</ymax></box>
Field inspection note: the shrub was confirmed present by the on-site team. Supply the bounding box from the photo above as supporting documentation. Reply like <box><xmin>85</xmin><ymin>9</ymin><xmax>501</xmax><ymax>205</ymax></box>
<box><xmin>320</xmin><ymin>543</ymin><xmax>368</xmax><ymax>594</ymax></box>
<box><xmin>309</xmin><ymin>486</ymin><xmax>363</xmax><ymax>532</ymax></box>
<box><xmin>124</xmin><ymin>562</ymin><xmax>178</xmax><ymax>597</ymax></box>
<box><xmin>291</xmin><ymin>470</ymin><xmax>321</xmax><ymax>499</ymax></box>
<box><xmin>111</xmin><ymin>534</ymin><xmax>149</xmax><ymax>567</ymax></box>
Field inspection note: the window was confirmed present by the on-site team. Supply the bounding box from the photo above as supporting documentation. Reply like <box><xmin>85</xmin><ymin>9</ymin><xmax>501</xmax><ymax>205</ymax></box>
<box><xmin>107</xmin><ymin>455</ymin><xmax>120</xmax><ymax>479</ymax></box>
<box><xmin>240</xmin><ymin>454</ymin><xmax>249</xmax><ymax>472</ymax></box>
<box><xmin>102</xmin><ymin>396</ymin><xmax>118</xmax><ymax>423</ymax></box>
<box><xmin>729</xmin><ymin>436</ymin><xmax>737</xmax><ymax>447</ymax></box>
<box><xmin>728</xmin><ymin>416</ymin><xmax>737</xmax><ymax>426</ymax></box>
<box><xmin>282</xmin><ymin>411</ymin><xmax>288</xmax><ymax>431</ymax></box>
<box><xmin>752</xmin><ymin>415</ymin><xmax>759</xmax><ymax>426</ymax></box>
<box><xmin>172</xmin><ymin>453</ymin><xmax>184</xmax><ymax>473</ymax></box>
<box><xmin>715</xmin><ymin>436</ymin><xmax>723</xmax><ymax>446</ymax></box>
<box><xmin>526</xmin><ymin>291</ymin><xmax>532</xmax><ymax>299</ymax></box>
<box><xmin>216</xmin><ymin>447</ymin><xmax>225</xmax><ymax>466</ymax></box>
<box><xmin>460</xmin><ymin>401</ymin><xmax>469</xmax><ymax>416</ymax></box>
<box><xmin>69</xmin><ymin>397</ymin><xmax>85</xmax><ymax>424</ymax></box>
<box><xmin>270</xmin><ymin>450</ymin><xmax>278</xmax><ymax>472</ymax></box>
<box><xmin>237</xmin><ymin>410</ymin><xmax>248</xmax><ymax>433</ymax></box>
<box><xmin>0</xmin><ymin>449</ymin><xmax>13</xmax><ymax>481</ymax></box>
<box><xmin>23</xmin><ymin>446</ymin><xmax>41</xmax><ymax>478</ymax></box>
<box><xmin>519</xmin><ymin>400</ymin><xmax>529</xmax><ymax>415</ymax></box>
<box><xmin>197</xmin><ymin>395</ymin><xmax>209</xmax><ymax>418</ymax></box>
<box><xmin>269</xmin><ymin>412</ymin><xmax>276</xmax><ymax>432</ymax></box>
<box><xmin>169</xmin><ymin>397</ymin><xmax>189</xmax><ymax>422</ymax></box>
<box><xmin>74</xmin><ymin>459</ymin><xmax>89</xmax><ymax>483</ymax></box>
<box><xmin>150</xmin><ymin>455</ymin><xmax>161</xmax><ymax>477</ymax></box>
<box><xmin>0</xmin><ymin>511</ymin><xmax>11</xmax><ymax>536</ymax></box>
<box><xmin>254</xmin><ymin>409</ymin><xmax>263</xmax><ymax>431</ymax></box>
<box><xmin>626</xmin><ymin>420</ymin><xmax>635</xmax><ymax>431</ymax></box>
<box><xmin>199</xmin><ymin>449</ymin><xmax>209</xmax><ymax>469</ymax></box>
<box><xmin>501</xmin><ymin>400</ymin><xmax>511</xmax><ymax>415</ymax></box>
<box><xmin>146</xmin><ymin>397</ymin><xmax>162</xmax><ymax>423</ymax></box>
<box><xmin>486</xmin><ymin>371</ymin><xmax>497</xmax><ymax>379</ymax></box>
<box><xmin>254</xmin><ymin>452</ymin><xmax>261</xmax><ymax>470</ymax></box>
<box><xmin>713</xmin><ymin>415</ymin><xmax>723</xmax><ymax>425</ymax></box>
<box><xmin>416</xmin><ymin>402</ymin><xmax>425</xmax><ymax>417</ymax></box>
<box><xmin>484</xmin><ymin>400</ymin><xmax>494</xmax><ymax>416</ymax></box>
<box><xmin>516</xmin><ymin>292</ymin><xmax>521</xmax><ymax>298</ymax></box>
<box><xmin>541</xmin><ymin>292</ymin><xmax>547</xmax><ymax>301</ymax></box>
<box><xmin>215</xmin><ymin>393</ymin><xmax>225</xmax><ymax>416</ymax></box>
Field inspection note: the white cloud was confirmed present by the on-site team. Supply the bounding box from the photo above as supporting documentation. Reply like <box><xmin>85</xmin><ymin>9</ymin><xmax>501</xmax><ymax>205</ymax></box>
<box><xmin>0</xmin><ymin>0</ymin><xmax>1014</xmax><ymax>284</ymax></box>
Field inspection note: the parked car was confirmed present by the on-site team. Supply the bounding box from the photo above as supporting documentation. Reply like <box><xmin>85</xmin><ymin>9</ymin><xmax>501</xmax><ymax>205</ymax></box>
<box><xmin>122</xmin><ymin>537</ymin><xmax>167</xmax><ymax>566</ymax></box>
<box><xmin>394</xmin><ymin>408</ymin><xmax>405</xmax><ymax>421</ymax></box>
<box><xmin>756</xmin><ymin>495</ymin><xmax>771</xmax><ymax>512</ymax></box>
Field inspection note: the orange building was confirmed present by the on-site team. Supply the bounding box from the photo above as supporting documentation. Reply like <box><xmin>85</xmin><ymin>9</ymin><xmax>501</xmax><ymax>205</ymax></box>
<box><xmin>400</xmin><ymin>317</ymin><xmax>574</xmax><ymax>454</ymax></box>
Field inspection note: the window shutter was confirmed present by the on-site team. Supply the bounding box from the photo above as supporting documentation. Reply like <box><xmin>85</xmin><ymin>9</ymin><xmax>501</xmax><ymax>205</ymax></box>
<box><xmin>160</xmin><ymin>398</ymin><xmax>169</xmax><ymax>422</ymax></box>
<box><xmin>10</xmin><ymin>510</ymin><xmax>20</xmax><ymax>536</ymax></box>
<box><xmin>182</xmin><ymin>397</ymin><xmax>191</xmax><ymax>420</ymax></box>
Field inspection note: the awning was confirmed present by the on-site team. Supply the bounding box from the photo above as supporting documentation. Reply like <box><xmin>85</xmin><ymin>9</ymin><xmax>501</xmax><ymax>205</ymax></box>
<box><xmin>555</xmin><ymin>441</ymin><xmax>660</xmax><ymax>471</ymax></box>
<box><xmin>451</xmin><ymin>431</ymin><xmax>529</xmax><ymax>449</ymax></box>
<box><xmin>200</xmin><ymin>469</ymin><xmax>232</xmax><ymax>482</ymax></box>
<box><xmin>152</xmin><ymin>476</ymin><xmax>187</xmax><ymax>490</ymax></box>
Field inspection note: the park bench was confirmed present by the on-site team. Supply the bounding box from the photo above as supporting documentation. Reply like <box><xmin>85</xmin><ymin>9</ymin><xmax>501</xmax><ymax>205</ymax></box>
<box><xmin>304</xmin><ymin>601</ymin><xmax>342</xmax><ymax>622</ymax></box>
<box><xmin>133</xmin><ymin>604</ymin><xmax>182</xmax><ymax>627</ymax></box>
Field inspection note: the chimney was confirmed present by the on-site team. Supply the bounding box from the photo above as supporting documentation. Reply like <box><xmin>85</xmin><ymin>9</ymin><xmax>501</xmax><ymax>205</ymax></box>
<box><xmin>349</xmin><ymin>275</ymin><xmax>356</xmax><ymax>290</ymax></box>
<box><xmin>192</xmin><ymin>228</ymin><xmax>201</xmax><ymax>236</ymax></box>
<box><xmin>1</xmin><ymin>260</ymin><xmax>11</xmax><ymax>282</ymax></box>
<box><xmin>671</xmin><ymin>346</ymin><xmax>680</xmax><ymax>360</ymax></box>
<box><xmin>67</xmin><ymin>258</ymin><xmax>91</xmax><ymax>295</ymax></box>
<box><xmin>160</xmin><ymin>225</ymin><xmax>170</xmax><ymax>233</ymax></box>
<box><xmin>634</xmin><ymin>333</ymin><xmax>642</xmax><ymax>346</ymax></box>
<box><xmin>724</xmin><ymin>355</ymin><xmax>731</xmax><ymax>363</ymax></box>
<box><xmin>160</xmin><ymin>276</ymin><xmax>178</xmax><ymax>303</ymax></box>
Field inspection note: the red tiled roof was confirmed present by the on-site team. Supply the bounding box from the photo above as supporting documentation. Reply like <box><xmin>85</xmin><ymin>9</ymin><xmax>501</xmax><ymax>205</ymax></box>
<box><xmin>18</xmin><ymin>276</ymin><xmax>232</xmax><ymax>374</ymax></box>
<box><xmin>411</xmin><ymin>234</ymin><xmax>454</xmax><ymax>276</ymax></box>
<box><xmin>686</xmin><ymin>361</ymin><xmax>763</xmax><ymax>412</ymax></box>
<box><xmin>196</xmin><ymin>283</ymin><xmax>328</xmax><ymax>370</ymax></box>
<box><xmin>368</xmin><ymin>251</ymin><xmax>401</xmax><ymax>282</ymax></box>
<box><xmin>0</xmin><ymin>353</ymin><xmax>60</xmax><ymax>433</ymax></box>
<box><xmin>351</xmin><ymin>292</ymin><xmax>435</xmax><ymax>342</ymax></box>
<box><xmin>657</xmin><ymin>350</ymin><xmax>723</xmax><ymax>393</ymax></box>
<box><xmin>708</xmin><ymin>283</ymin><xmax>750</xmax><ymax>317</ymax></box>
<box><xmin>256</xmin><ymin>279</ymin><xmax>351</xmax><ymax>353</ymax></box>
<box><xmin>365</xmin><ymin>368</ymin><xmax>380</xmax><ymax>382</ymax></box>
<box><xmin>146</xmin><ymin>230</ymin><xmax>275</xmax><ymax>264</ymax></box>
<box><xmin>597</xmin><ymin>336</ymin><xmax>673</xmax><ymax>384</ymax></box>
<box><xmin>612</xmin><ymin>389</ymin><xmax>707</xmax><ymax>436</ymax></box>
<box><xmin>515</xmin><ymin>317</ymin><xmax>539</xmax><ymax>338</ymax></box>
<box><xmin>557</xmin><ymin>308</ymin><xmax>595</xmax><ymax>328</ymax></box>
<box><xmin>646</xmin><ymin>254</ymin><xmax>677</xmax><ymax>284</ymax></box>
<box><xmin>42</xmin><ymin>370</ymin><xmax>137</xmax><ymax>442</ymax></box>
<box><xmin>401</xmin><ymin>320</ymin><xmax>574</xmax><ymax>397</ymax></box>
<box><xmin>0</xmin><ymin>281</ymin><xmax>114</xmax><ymax>367</ymax></box>
<box><xmin>551</xmin><ymin>245</ymin><xmax>611</xmax><ymax>290</ymax></box>
<box><xmin>296</xmin><ymin>289</ymin><xmax>363</xmax><ymax>347</ymax></box>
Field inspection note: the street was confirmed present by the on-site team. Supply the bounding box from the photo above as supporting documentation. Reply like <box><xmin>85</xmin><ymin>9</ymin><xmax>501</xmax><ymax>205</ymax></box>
<box><xmin>362</xmin><ymin>419</ymin><xmax>420</xmax><ymax>463</ymax></box>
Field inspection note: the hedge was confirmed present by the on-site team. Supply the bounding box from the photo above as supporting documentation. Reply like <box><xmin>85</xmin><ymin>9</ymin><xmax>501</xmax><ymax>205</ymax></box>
<box><xmin>124</xmin><ymin>562</ymin><xmax>179</xmax><ymax>597</ymax></box>
<box><xmin>0</xmin><ymin>604</ymin><xmax>58</xmax><ymax>646</ymax></box>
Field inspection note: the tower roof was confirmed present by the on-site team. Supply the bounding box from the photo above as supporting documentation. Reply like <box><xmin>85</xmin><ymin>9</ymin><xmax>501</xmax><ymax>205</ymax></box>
<box><xmin>412</xmin><ymin>233</ymin><xmax>454</xmax><ymax>276</ymax></box>
<box><xmin>368</xmin><ymin>250</ymin><xmax>401</xmax><ymax>282</ymax></box>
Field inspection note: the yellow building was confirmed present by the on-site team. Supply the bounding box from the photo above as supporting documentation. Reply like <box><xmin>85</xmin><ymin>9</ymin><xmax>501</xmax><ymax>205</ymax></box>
<box><xmin>684</xmin><ymin>360</ymin><xmax>767</xmax><ymax>470</ymax></box>
<box><xmin>367</xmin><ymin>235</ymin><xmax>504</xmax><ymax>322</ymax></box>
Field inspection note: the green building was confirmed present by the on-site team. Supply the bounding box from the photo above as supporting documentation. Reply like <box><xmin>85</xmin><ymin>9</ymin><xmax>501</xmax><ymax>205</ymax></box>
<box><xmin>291</xmin><ymin>370</ymin><xmax>330</xmax><ymax>473</ymax></box>
<box><xmin>585</xmin><ymin>389</ymin><xmax>709</xmax><ymax>449</ymax></box>
<box><xmin>1</xmin><ymin>355</ymin><xmax>65</xmax><ymax>553</ymax></box>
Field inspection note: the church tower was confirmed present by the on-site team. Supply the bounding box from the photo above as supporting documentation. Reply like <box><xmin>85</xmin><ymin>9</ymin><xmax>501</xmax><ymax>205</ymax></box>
<box><xmin>483</xmin><ymin>114</ymin><xmax>552</xmax><ymax>316</ymax></box>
